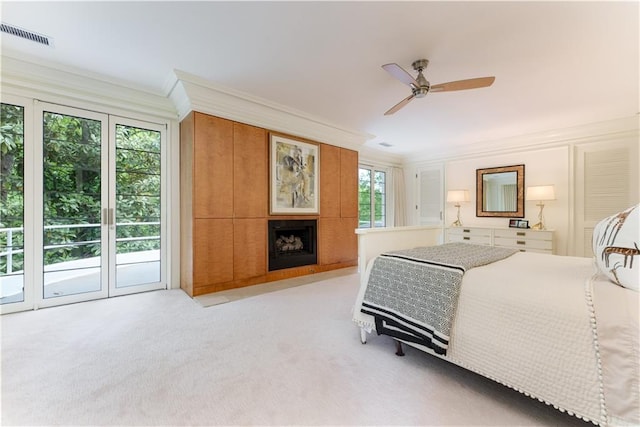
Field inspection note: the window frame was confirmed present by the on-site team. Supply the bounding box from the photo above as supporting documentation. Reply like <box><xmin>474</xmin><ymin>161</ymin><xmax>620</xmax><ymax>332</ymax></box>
<box><xmin>358</xmin><ymin>164</ymin><xmax>388</xmax><ymax>229</ymax></box>
<box><xmin>0</xmin><ymin>94</ymin><xmax>171</xmax><ymax>313</ymax></box>
<box><xmin>0</xmin><ymin>95</ymin><xmax>34</xmax><ymax>314</ymax></box>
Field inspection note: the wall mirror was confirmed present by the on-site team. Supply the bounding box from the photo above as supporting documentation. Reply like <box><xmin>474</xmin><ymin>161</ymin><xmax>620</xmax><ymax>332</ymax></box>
<box><xmin>476</xmin><ymin>164</ymin><xmax>525</xmax><ymax>217</ymax></box>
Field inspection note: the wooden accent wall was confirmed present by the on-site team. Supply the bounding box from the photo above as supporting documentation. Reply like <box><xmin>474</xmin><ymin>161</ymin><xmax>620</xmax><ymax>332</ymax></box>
<box><xmin>318</xmin><ymin>144</ymin><xmax>359</xmax><ymax>266</ymax></box>
<box><xmin>193</xmin><ymin>114</ymin><xmax>233</xmax><ymax>218</ymax></box>
<box><xmin>180</xmin><ymin>111</ymin><xmax>358</xmax><ymax>297</ymax></box>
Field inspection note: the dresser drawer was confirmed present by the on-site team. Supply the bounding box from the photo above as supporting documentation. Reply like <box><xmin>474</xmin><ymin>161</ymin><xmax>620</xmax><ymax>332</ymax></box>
<box><xmin>447</xmin><ymin>226</ymin><xmax>554</xmax><ymax>254</ymax></box>
<box><xmin>448</xmin><ymin>234</ymin><xmax>492</xmax><ymax>245</ymax></box>
<box><xmin>447</xmin><ymin>227</ymin><xmax>492</xmax><ymax>238</ymax></box>
<box><xmin>494</xmin><ymin>237</ymin><xmax>553</xmax><ymax>251</ymax></box>
<box><xmin>493</xmin><ymin>228</ymin><xmax>553</xmax><ymax>242</ymax></box>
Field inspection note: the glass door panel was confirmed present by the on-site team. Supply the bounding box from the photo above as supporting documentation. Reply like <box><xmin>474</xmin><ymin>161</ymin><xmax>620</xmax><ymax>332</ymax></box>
<box><xmin>110</xmin><ymin>119</ymin><xmax>164</xmax><ymax>295</ymax></box>
<box><xmin>41</xmin><ymin>109</ymin><xmax>108</xmax><ymax>301</ymax></box>
<box><xmin>359</xmin><ymin>168</ymin><xmax>372</xmax><ymax>228</ymax></box>
<box><xmin>0</xmin><ymin>103</ymin><xmax>25</xmax><ymax>305</ymax></box>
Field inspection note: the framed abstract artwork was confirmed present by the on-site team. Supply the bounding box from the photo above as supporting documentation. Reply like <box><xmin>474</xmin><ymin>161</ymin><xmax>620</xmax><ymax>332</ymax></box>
<box><xmin>270</xmin><ymin>134</ymin><xmax>319</xmax><ymax>214</ymax></box>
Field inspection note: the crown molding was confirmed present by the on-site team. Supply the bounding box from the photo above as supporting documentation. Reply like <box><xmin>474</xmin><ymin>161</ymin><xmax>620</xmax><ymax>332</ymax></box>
<box><xmin>0</xmin><ymin>52</ymin><xmax>177</xmax><ymax>120</ymax></box>
<box><xmin>402</xmin><ymin>115</ymin><xmax>640</xmax><ymax>165</ymax></box>
<box><xmin>358</xmin><ymin>145</ymin><xmax>404</xmax><ymax>167</ymax></box>
<box><xmin>168</xmin><ymin>70</ymin><xmax>372</xmax><ymax>150</ymax></box>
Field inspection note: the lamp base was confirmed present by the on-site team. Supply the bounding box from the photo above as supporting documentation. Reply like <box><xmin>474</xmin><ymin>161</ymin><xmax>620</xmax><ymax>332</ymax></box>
<box><xmin>451</xmin><ymin>219</ymin><xmax>463</xmax><ymax>227</ymax></box>
<box><xmin>531</xmin><ymin>222</ymin><xmax>545</xmax><ymax>230</ymax></box>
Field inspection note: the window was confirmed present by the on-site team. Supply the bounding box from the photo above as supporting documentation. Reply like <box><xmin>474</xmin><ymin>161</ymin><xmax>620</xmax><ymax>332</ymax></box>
<box><xmin>0</xmin><ymin>98</ymin><xmax>168</xmax><ymax>313</ymax></box>
<box><xmin>359</xmin><ymin>166</ymin><xmax>386</xmax><ymax>228</ymax></box>
<box><xmin>0</xmin><ymin>103</ymin><xmax>25</xmax><ymax>304</ymax></box>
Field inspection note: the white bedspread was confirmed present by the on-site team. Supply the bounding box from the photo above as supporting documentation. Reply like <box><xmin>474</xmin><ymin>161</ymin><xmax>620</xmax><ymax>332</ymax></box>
<box><xmin>449</xmin><ymin>252</ymin><xmax>604</xmax><ymax>423</ymax></box>
<box><xmin>591</xmin><ymin>271</ymin><xmax>640</xmax><ymax>426</ymax></box>
<box><xmin>353</xmin><ymin>250</ymin><xmax>640</xmax><ymax>426</ymax></box>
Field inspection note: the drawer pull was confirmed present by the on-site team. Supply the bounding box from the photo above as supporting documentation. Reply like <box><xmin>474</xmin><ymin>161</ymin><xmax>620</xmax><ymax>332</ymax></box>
<box><xmin>462</xmin><ymin>229</ymin><xmax>470</xmax><ymax>233</ymax></box>
<box><xmin>517</xmin><ymin>240</ymin><xmax>526</xmax><ymax>245</ymax></box>
<box><xmin>463</xmin><ymin>236</ymin><xmax>470</xmax><ymax>240</ymax></box>
<box><xmin>516</xmin><ymin>232</ymin><xmax>526</xmax><ymax>236</ymax></box>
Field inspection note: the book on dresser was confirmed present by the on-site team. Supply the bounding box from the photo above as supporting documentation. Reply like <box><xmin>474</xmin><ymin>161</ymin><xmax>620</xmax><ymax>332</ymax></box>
<box><xmin>446</xmin><ymin>226</ymin><xmax>554</xmax><ymax>254</ymax></box>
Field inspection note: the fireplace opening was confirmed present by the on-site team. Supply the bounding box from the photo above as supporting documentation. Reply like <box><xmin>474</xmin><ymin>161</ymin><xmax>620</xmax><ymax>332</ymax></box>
<box><xmin>268</xmin><ymin>220</ymin><xmax>317</xmax><ymax>271</ymax></box>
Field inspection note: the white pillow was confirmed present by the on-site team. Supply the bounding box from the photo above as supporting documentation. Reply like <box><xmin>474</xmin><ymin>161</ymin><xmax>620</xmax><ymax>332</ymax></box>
<box><xmin>592</xmin><ymin>204</ymin><xmax>639</xmax><ymax>291</ymax></box>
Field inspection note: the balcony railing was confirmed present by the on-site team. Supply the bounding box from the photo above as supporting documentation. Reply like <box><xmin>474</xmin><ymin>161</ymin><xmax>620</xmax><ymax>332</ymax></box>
<box><xmin>0</xmin><ymin>222</ymin><xmax>160</xmax><ymax>275</ymax></box>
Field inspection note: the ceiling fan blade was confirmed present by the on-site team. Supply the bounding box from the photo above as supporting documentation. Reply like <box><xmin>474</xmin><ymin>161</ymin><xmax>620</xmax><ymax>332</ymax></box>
<box><xmin>382</xmin><ymin>63</ymin><xmax>419</xmax><ymax>88</ymax></box>
<box><xmin>430</xmin><ymin>76</ymin><xmax>495</xmax><ymax>93</ymax></box>
<box><xmin>384</xmin><ymin>94</ymin><xmax>415</xmax><ymax>116</ymax></box>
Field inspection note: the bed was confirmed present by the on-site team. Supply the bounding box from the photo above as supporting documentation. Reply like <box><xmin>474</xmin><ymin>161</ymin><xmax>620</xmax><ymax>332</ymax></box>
<box><xmin>352</xmin><ymin>206</ymin><xmax>639</xmax><ymax>426</ymax></box>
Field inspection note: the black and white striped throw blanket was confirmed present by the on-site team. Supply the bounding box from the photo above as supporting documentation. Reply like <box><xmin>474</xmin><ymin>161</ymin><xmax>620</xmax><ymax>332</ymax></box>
<box><xmin>361</xmin><ymin>243</ymin><xmax>517</xmax><ymax>355</ymax></box>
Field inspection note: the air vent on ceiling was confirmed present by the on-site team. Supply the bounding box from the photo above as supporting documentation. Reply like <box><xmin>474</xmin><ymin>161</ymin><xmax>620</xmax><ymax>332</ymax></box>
<box><xmin>379</xmin><ymin>142</ymin><xmax>393</xmax><ymax>147</ymax></box>
<box><xmin>1</xmin><ymin>23</ymin><xmax>52</xmax><ymax>46</ymax></box>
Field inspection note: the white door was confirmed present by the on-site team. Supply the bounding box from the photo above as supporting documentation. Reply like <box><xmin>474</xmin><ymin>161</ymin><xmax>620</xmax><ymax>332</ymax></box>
<box><xmin>33</xmin><ymin>103</ymin><xmax>165</xmax><ymax>308</ymax></box>
<box><xmin>108</xmin><ymin>116</ymin><xmax>166</xmax><ymax>297</ymax></box>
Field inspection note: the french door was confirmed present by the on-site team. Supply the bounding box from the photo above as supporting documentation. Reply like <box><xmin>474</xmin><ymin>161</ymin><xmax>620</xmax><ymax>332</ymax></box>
<box><xmin>32</xmin><ymin>102</ymin><xmax>166</xmax><ymax>308</ymax></box>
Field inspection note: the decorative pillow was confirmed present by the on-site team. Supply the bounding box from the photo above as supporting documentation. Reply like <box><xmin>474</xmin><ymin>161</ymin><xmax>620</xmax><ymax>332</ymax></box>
<box><xmin>592</xmin><ymin>204</ymin><xmax>639</xmax><ymax>291</ymax></box>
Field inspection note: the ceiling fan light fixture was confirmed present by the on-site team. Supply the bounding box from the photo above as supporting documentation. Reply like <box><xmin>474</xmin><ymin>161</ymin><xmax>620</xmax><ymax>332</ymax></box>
<box><xmin>413</xmin><ymin>87</ymin><xmax>429</xmax><ymax>98</ymax></box>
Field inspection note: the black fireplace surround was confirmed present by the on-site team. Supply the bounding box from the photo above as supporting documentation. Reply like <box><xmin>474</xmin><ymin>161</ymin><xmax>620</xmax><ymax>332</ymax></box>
<box><xmin>268</xmin><ymin>220</ymin><xmax>317</xmax><ymax>271</ymax></box>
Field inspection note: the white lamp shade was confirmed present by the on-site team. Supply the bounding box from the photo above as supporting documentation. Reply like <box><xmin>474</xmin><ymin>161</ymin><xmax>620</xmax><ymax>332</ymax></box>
<box><xmin>526</xmin><ymin>185</ymin><xmax>556</xmax><ymax>201</ymax></box>
<box><xmin>447</xmin><ymin>190</ymin><xmax>470</xmax><ymax>203</ymax></box>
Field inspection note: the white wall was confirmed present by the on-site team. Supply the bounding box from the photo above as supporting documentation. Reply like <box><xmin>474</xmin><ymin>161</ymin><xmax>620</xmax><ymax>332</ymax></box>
<box><xmin>403</xmin><ymin>117</ymin><xmax>639</xmax><ymax>257</ymax></box>
<box><xmin>445</xmin><ymin>146</ymin><xmax>570</xmax><ymax>254</ymax></box>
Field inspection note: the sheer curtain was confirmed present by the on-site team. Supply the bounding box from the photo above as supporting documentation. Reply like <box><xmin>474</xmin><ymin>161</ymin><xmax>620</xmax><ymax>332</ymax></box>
<box><xmin>392</xmin><ymin>167</ymin><xmax>407</xmax><ymax>226</ymax></box>
<box><xmin>503</xmin><ymin>184</ymin><xmax>517</xmax><ymax>211</ymax></box>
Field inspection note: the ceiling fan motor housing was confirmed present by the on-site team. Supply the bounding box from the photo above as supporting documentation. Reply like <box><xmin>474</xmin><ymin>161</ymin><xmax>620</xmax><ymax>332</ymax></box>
<box><xmin>411</xmin><ymin>59</ymin><xmax>431</xmax><ymax>97</ymax></box>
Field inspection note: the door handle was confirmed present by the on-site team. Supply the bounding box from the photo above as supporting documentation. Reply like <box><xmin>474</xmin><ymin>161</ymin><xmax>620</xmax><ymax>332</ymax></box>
<box><xmin>103</xmin><ymin>208</ymin><xmax>115</xmax><ymax>226</ymax></box>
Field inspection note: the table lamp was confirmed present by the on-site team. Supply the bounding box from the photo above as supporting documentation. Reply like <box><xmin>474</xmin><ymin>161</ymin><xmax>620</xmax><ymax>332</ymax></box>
<box><xmin>526</xmin><ymin>185</ymin><xmax>555</xmax><ymax>230</ymax></box>
<box><xmin>447</xmin><ymin>190</ymin><xmax>469</xmax><ymax>227</ymax></box>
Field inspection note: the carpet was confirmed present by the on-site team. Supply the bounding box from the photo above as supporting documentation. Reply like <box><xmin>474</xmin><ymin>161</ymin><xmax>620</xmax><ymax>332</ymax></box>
<box><xmin>195</xmin><ymin>267</ymin><xmax>357</xmax><ymax>307</ymax></box>
<box><xmin>1</xmin><ymin>272</ymin><xmax>590</xmax><ymax>426</ymax></box>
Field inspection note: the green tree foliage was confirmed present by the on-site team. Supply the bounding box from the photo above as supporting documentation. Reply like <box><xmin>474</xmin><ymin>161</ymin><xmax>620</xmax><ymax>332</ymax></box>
<box><xmin>0</xmin><ymin>104</ymin><xmax>161</xmax><ymax>273</ymax></box>
<box><xmin>358</xmin><ymin>168</ymin><xmax>385</xmax><ymax>228</ymax></box>
<box><xmin>0</xmin><ymin>104</ymin><xmax>25</xmax><ymax>273</ymax></box>
<box><xmin>43</xmin><ymin>112</ymin><xmax>102</xmax><ymax>265</ymax></box>
<box><xmin>114</xmin><ymin>124</ymin><xmax>161</xmax><ymax>255</ymax></box>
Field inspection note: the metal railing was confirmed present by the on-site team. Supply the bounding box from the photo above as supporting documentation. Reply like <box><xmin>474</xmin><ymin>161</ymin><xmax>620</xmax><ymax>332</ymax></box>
<box><xmin>0</xmin><ymin>227</ymin><xmax>23</xmax><ymax>275</ymax></box>
<box><xmin>0</xmin><ymin>222</ymin><xmax>160</xmax><ymax>275</ymax></box>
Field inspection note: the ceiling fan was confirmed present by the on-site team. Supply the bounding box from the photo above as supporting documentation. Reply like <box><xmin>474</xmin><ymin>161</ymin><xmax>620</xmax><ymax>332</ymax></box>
<box><xmin>382</xmin><ymin>59</ymin><xmax>495</xmax><ymax>115</ymax></box>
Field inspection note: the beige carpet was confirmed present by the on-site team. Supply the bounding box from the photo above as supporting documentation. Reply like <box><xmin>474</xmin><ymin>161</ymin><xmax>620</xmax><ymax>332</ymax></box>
<box><xmin>195</xmin><ymin>267</ymin><xmax>357</xmax><ymax>307</ymax></box>
<box><xmin>1</xmin><ymin>272</ymin><xmax>589</xmax><ymax>426</ymax></box>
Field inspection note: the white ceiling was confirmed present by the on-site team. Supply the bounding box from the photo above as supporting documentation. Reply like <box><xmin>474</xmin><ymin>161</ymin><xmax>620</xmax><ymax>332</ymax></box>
<box><xmin>1</xmin><ymin>1</ymin><xmax>638</xmax><ymax>157</ymax></box>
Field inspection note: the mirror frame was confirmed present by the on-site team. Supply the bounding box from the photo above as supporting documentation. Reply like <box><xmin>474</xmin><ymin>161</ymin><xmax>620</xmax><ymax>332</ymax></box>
<box><xmin>476</xmin><ymin>164</ymin><xmax>525</xmax><ymax>218</ymax></box>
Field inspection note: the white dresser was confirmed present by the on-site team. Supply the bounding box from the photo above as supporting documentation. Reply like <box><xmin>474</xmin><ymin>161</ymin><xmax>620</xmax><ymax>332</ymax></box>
<box><xmin>446</xmin><ymin>226</ymin><xmax>554</xmax><ymax>254</ymax></box>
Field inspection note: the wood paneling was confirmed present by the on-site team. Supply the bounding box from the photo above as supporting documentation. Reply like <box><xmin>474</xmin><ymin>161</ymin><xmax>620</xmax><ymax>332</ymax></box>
<box><xmin>340</xmin><ymin>149</ymin><xmax>359</xmax><ymax>218</ymax></box>
<box><xmin>180</xmin><ymin>112</ymin><xmax>195</xmax><ymax>296</ymax></box>
<box><xmin>233</xmin><ymin>218</ymin><xmax>267</xmax><ymax>280</ymax></box>
<box><xmin>234</xmin><ymin>123</ymin><xmax>268</xmax><ymax>218</ymax></box>
<box><xmin>318</xmin><ymin>217</ymin><xmax>358</xmax><ymax>265</ymax></box>
<box><xmin>193</xmin><ymin>218</ymin><xmax>234</xmax><ymax>289</ymax></box>
<box><xmin>320</xmin><ymin>144</ymin><xmax>341</xmax><ymax>218</ymax></box>
<box><xmin>342</xmin><ymin>217</ymin><xmax>358</xmax><ymax>263</ymax></box>
<box><xmin>193</xmin><ymin>113</ymin><xmax>234</xmax><ymax>218</ymax></box>
<box><xmin>182</xmin><ymin>112</ymin><xmax>359</xmax><ymax>297</ymax></box>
